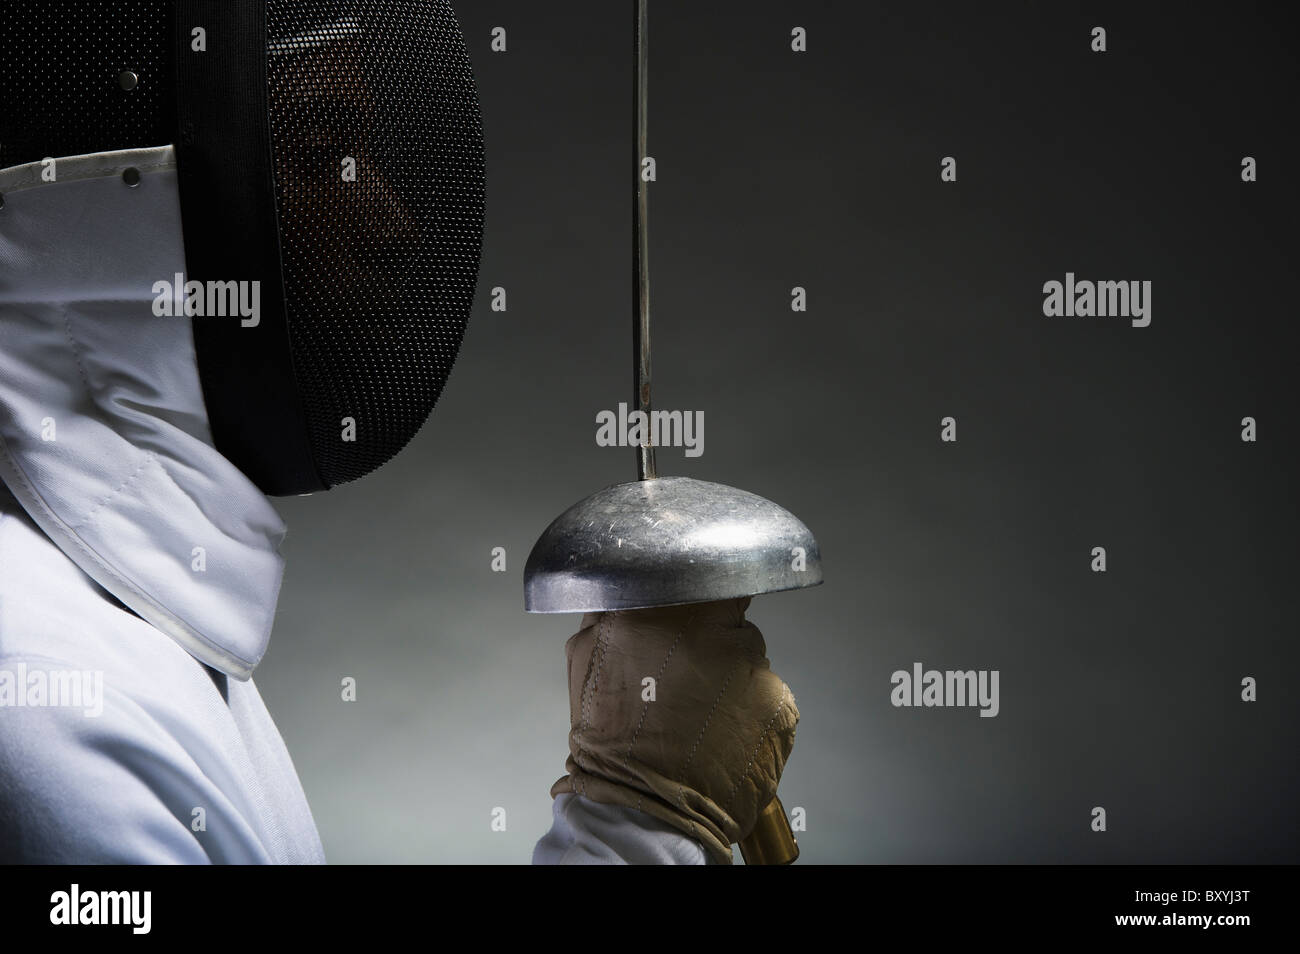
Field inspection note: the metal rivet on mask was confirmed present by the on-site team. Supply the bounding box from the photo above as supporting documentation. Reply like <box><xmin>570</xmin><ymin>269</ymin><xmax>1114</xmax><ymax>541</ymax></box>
<box><xmin>118</xmin><ymin>70</ymin><xmax>139</xmax><ymax>91</ymax></box>
<box><xmin>122</xmin><ymin>168</ymin><xmax>141</xmax><ymax>187</ymax></box>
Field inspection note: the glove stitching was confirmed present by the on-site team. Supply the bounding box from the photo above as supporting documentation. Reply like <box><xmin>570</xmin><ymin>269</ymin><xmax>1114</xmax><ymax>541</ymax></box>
<box><xmin>574</xmin><ymin>614</ymin><xmax>613</xmax><ymax>796</ymax></box>
<box><xmin>627</xmin><ymin>610</ymin><xmax>695</xmax><ymax>814</ymax></box>
<box><xmin>674</xmin><ymin>658</ymin><xmax>742</xmax><ymax>814</ymax></box>
<box><xmin>585</xmin><ymin>617</ymin><xmax>615</xmax><ymax>797</ymax></box>
<box><xmin>722</xmin><ymin>687</ymin><xmax>794</xmax><ymax>817</ymax></box>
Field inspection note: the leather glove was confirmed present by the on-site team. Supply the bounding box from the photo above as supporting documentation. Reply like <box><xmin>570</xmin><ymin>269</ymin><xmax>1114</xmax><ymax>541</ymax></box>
<box><xmin>549</xmin><ymin>597</ymin><xmax>798</xmax><ymax>865</ymax></box>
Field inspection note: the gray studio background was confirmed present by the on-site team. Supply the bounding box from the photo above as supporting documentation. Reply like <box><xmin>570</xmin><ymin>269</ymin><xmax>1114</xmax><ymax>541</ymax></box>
<box><xmin>255</xmin><ymin>1</ymin><xmax>1299</xmax><ymax>863</ymax></box>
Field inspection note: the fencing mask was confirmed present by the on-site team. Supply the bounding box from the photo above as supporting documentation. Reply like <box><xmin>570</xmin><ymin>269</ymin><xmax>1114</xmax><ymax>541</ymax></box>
<box><xmin>1</xmin><ymin>0</ymin><xmax>486</xmax><ymax>496</ymax></box>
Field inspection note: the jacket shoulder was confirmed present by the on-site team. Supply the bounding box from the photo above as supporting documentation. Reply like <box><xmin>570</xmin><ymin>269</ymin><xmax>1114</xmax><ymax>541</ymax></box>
<box><xmin>0</xmin><ymin>652</ymin><xmax>212</xmax><ymax>863</ymax></box>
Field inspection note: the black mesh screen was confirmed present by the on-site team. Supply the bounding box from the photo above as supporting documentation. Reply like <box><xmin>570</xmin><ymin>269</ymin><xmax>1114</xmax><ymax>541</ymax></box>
<box><xmin>264</xmin><ymin>0</ymin><xmax>485</xmax><ymax>487</ymax></box>
<box><xmin>1</xmin><ymin>0</ymin><xmax>484</xmax><ymax>492</ymax></box>
<box><xmin>0</xmin><ymin>1</ymin><xmax>173</xmax><ymax>169</ymax></box>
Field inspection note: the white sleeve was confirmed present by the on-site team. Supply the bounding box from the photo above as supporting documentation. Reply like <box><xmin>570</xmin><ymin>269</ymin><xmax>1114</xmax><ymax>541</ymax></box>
<box><xmin>532</xmin><ymin>792</ymin><xmax>714</xmax><ymax>865</ymax></box>
<box><xmin>0</xmin><ymin>658</ymin><xmax>213</xmax><ymax>864</ymax></box>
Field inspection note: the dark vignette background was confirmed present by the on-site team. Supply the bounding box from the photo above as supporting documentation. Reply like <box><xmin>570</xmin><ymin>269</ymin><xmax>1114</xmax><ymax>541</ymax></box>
<box><xmin>257</xmin><ymin>1</ymin><xmax>1299</xmax><ymax>863</ymax></box>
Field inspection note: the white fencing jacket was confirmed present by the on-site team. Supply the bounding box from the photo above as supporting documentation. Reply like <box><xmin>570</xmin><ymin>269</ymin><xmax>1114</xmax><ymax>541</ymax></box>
<box><xmin>0</xmin><ymin>147</ymin><xmax>705</xmax><ymax>864</ymax></box>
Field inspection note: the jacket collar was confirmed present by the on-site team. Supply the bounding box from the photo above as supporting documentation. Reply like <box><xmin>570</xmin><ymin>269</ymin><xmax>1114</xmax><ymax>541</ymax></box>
<box><xmin>0</xmin><ymin>147</ymin><xmax>285</xmax><ymax>679</ymax></box>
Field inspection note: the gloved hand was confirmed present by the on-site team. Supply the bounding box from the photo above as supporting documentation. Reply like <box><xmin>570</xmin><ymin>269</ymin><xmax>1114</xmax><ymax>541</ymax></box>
<box><xmin>549</xmin><ymin>597</ymin><xmax>798</xmax><ymax>865</ymax></box>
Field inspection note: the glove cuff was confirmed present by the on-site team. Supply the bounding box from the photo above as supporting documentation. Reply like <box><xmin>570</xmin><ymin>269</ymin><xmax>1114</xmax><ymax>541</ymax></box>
<box><xmin>551</xmin><ymin>768</ymin><xmax>737</xmax><ymax>866</ymax></box>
